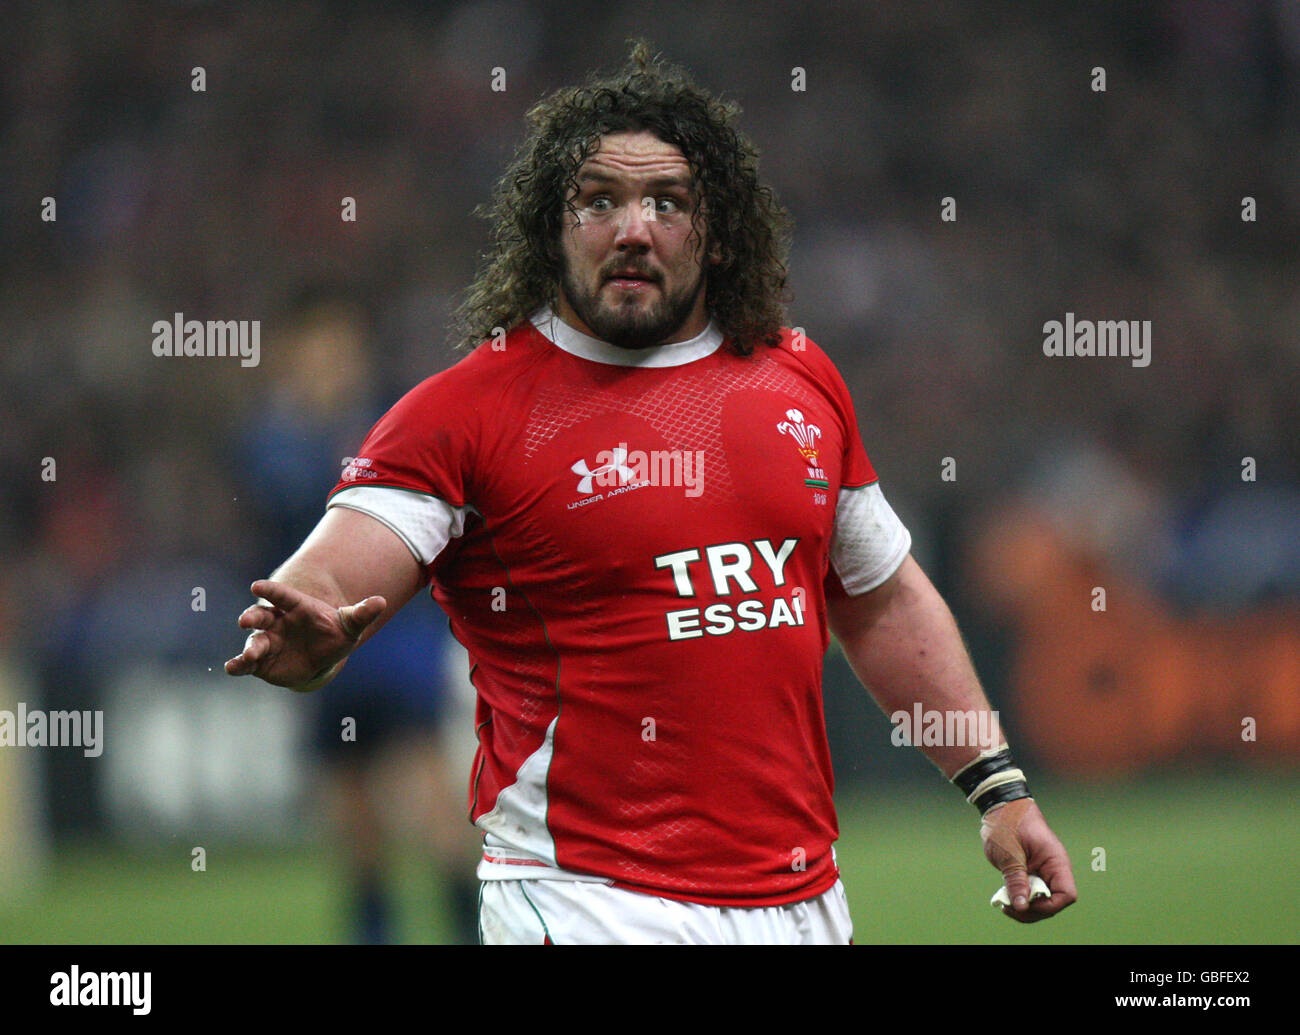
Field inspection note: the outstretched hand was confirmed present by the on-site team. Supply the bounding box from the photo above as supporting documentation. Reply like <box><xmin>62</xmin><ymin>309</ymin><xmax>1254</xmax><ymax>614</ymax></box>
<box><xmin>224</xmin><ymin>579</ymin><xmax>386</xmax><ymax>691</ymax></box>
<box><xmin>981</xmin><ymin>797</ymin><xmax>1078</xmax><ymax>923</ymax></box>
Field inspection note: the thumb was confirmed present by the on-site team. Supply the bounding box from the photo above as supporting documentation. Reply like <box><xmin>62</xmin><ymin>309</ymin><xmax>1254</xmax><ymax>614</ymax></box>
<box><xmin>337</xmin><ymin>595</ymin><xmax>387</xmax><ymax>640</ymax></box>
<box><xmin>1000</xmin><ymin>864</ymin><xmax>1031</xmax><ymax>912</ymax></box>
<box><xmin>981</xmin><ymin>799</ymin><xmax>1033</xmax><ymax>911</ymax></box>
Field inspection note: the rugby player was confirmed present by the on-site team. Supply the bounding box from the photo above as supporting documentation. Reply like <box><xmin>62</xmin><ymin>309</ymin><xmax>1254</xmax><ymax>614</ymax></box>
<box><xmin>227</xmin><ymin>41</ymin><xmax>1077</xmax><ymax>944</ymax></box>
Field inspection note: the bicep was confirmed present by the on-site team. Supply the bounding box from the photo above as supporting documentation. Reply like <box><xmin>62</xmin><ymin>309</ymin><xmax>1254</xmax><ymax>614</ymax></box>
<box><xmin>826</xmin><ymin>553</ymin><xmax>913</xmax><ymax>647</ymax></box>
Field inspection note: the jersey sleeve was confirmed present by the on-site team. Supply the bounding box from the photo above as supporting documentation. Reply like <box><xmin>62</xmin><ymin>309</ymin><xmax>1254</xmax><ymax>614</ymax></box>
<box><xmin>797</xmin><ymin>338</ymin><xmax>912</xmax><ymax>596</ymax></box>
<box><xmin>829</xmin><ymin>482</ymin><xmax>911</xmax><ymax>594</ymax></box>
<box><xmin>324</xmin><ymin>370</ymin><xmax>480</xmax><ymax>577</ymax></box>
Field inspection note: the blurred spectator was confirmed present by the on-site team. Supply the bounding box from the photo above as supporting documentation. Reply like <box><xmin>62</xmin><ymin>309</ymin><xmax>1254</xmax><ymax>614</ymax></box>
<box><xmin>238</xmin><ymin>287</ymin><xmax>479</xmax><ymax>943</ymax></box>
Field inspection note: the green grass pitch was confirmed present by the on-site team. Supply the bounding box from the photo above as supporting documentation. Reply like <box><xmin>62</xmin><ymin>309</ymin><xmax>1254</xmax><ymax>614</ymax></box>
<box><xmin>0</xmin><ymin>773</ymin><xmax>1294</xmax><ymax>943</ymax></box>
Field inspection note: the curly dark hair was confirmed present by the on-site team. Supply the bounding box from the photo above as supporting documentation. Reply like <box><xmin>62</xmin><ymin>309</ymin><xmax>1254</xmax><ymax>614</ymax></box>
<box><xmin>452</xmin><ymin>39</ymin><xmax>793</xmax><ymax>355</ymax></box>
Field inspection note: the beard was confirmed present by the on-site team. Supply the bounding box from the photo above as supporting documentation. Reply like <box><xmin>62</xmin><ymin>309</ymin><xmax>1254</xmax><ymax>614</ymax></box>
<box><xmin>559</xmin><ymin>260</ymin><xmax>706</xmax><ymax>350</ymax></box>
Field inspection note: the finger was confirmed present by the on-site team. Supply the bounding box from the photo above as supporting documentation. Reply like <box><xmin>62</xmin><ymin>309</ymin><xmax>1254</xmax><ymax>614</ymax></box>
<box><xmin>1001</xmin><ymin>903</ymin><xmax>1045</xmax><ymax>924</ymax></box>
<box><xmin>1007</xmin><ymin>891</ymin><xmax>1067</xmax><ymax>922</ymax></box>
<box><xmin>1001</xmin><ymin>862</ymin><xmax>1076</xmax><ymax>922</ymax></box>
<box><xmin>250</xmin><ymin>579</ymin><xmax>307</xmax><ymax>612</ymax></box>
<box><xmin>242</xmin><ymin>629</ymin><xmax>271</xmax><ymax>661</ymax></box>
<box><xmin>1028</xmin><ymin>862</ymin><xmax>1078</xmax><ymax>917</ymax></box>
<box><xmin>337</xmin><ymin>595</ymin><xmax>387</xmax><ymax>639</ymax></box>
<box><xmin>225</xmin><ymin>653</ymin><xmax>252</xmax><ymax>676</ymax></box>
<box><xmin>225</xmin><ymin>631</ymin><xmax>270</xmax><ymax>676</ymax></box>
<box><xmin>1038</xmin><ymin>855</ymin><xmax>1079</xmax><ymax>903</ymax></box>
<box><xmin>237</xmin><ymin>605</ymin><xmax>277</xmax><ymax>630</ymax></box>
<box><xmin>1026</xmin><ymin>892</ymin><xmax>1074</xmax><ymax>919</ymax></box>
<box><xmin>1000</xmin><ymin>889</ymin><xmax>1054</xmax><ymax>923</ymax></box>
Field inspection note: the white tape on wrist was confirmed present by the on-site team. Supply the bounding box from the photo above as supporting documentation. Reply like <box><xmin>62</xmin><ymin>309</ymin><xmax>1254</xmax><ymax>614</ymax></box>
<box><xmin>966</xmin><ymin>768</ymin><xmax>1027</xmax><ymax>806</ymax></box>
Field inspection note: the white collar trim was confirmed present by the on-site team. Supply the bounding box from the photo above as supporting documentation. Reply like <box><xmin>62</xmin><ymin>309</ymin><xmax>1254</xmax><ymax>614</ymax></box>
<box><xmin>529</xmin><ymin>305</ymin><xmax>723</xmax><ymax>367</ymax></box>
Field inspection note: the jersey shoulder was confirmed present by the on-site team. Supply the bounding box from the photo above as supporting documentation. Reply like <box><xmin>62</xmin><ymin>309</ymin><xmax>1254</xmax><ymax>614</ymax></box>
<box><xmin>332</xmin><ymin>320</ymin><xmax>551</xmax><ymax>501</ymax></box>
<box><xmin>761</xmin><ymin>326</ymin><xmax>880</xmax><ymax>488</ymax></box>
<box><xmin>763</xmin><ymin>326</ymin><xmax>849</xmax><ymax>388</ymax></box>
<box><xmin>756</xmin><ymin>326</ymin><xmax>859</xmax><ymax>419</ymax></box>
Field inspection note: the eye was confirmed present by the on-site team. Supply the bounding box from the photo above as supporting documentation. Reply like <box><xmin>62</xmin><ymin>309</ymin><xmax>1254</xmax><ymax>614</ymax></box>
<box><xmin>656</xmin><ymin>197</ymin><xmax>681</xmax><ymax>214</ymax></box>
<box><xmin>589</xmin><ymin>196</ymin><xmax>613</xmax><ymax>212</ymax></box>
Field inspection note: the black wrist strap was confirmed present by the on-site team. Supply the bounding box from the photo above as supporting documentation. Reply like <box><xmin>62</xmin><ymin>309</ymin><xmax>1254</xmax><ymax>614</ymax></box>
<box><xmin>951</xmin><ymin>747</ymin><xmax>1032</xmax><ymax>814</ymax></box>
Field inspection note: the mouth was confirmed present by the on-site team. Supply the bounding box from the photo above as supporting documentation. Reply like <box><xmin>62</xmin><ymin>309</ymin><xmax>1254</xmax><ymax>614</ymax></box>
<box><xmin>605</xmin><ymin>271</ymin><xmax>658</xmax><ymax>291</ymax></box>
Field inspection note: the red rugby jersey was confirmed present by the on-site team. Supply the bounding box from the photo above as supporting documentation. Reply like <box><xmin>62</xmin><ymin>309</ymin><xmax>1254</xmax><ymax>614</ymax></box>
<box><xmin>326</xmin><ymin>307</ymin><xmax>910</xmax><ymax>906</ymax></box>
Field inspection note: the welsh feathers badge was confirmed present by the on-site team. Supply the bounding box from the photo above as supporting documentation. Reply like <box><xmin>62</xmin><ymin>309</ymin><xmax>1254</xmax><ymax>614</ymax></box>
<box><xmin>776</xmin><ymin>408</ymin><xmax>828</xmax><ymax>490</ymax></box>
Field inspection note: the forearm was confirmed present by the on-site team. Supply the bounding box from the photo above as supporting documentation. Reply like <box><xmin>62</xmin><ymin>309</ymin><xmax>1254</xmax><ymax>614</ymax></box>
<box><xmin>256</xmin><ymin>506</ymin><xmax>424</xmax><ymax>652</ymax></box>
<box><xmin>265</xmin><ymin>550</ymin><xmax>349</xmax><ymax>608</ymax></box>
<box><xmin>830</xmin><ymin>555</ymin><xmax>1076</xmax><ymax>918</ymax></box>
<box><xmin>829</xmin><ymin>554</ymin><xmax>1004</xmax><ymax>778</ymax></box>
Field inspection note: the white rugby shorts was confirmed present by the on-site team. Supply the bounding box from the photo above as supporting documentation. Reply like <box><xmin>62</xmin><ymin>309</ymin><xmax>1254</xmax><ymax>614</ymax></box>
<box><xmin>478</xmin><ymin>878</ymin><xmax>854</xmax><ymax>945</ymax></box>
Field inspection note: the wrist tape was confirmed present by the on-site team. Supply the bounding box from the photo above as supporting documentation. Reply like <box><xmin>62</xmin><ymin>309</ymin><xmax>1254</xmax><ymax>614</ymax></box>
<box><xmin>951</xmin><ymin>746</ymin><xmax>1032</xmax><ymax>814</ymax></box>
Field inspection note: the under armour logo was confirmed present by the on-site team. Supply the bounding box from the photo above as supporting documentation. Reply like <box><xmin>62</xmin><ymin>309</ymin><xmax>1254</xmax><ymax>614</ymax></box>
<box><xmin>572</xmin><ymin>446</ymin><xmax>635</xmax><ymax>494</ymax></box>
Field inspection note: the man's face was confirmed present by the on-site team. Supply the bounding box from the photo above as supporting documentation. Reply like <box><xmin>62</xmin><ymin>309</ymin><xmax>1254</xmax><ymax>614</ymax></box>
<box><xmin>556</xmin><ymin>130</ymin><xmax>715</xmax><ymax>349</ymax></box>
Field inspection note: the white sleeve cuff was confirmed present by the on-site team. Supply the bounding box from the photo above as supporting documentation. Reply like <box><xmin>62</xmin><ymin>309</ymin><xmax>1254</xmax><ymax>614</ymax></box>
<box><xmin>830</xmin><ymin>482</ymin><xmax>912</xmax><ymax>595</ymax></box>
<box><xmin>327</xmin><ymin>485</ymin><xmax>472</xmax><ymax>566</ymax></box>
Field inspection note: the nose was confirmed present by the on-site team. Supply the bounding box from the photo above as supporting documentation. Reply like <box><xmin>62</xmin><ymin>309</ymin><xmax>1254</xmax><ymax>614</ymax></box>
<box><xmin>613</xmin><ymin>199</ymin><xmax>654</xmax><ymax>249</ymax></box>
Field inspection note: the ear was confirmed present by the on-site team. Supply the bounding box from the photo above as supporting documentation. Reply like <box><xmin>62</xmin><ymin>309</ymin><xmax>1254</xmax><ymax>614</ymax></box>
<box><xmin>707</xmin><ymin>238</ymin><xmax>723</xmax><ymax>265</ymax></box>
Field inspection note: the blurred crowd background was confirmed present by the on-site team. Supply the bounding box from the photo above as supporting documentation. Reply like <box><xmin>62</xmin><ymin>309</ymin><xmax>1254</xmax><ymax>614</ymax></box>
<box><xmin>0</xmin><ymin>0</ymin><xmax>1296</xmax><ymax>941</ymax></box>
